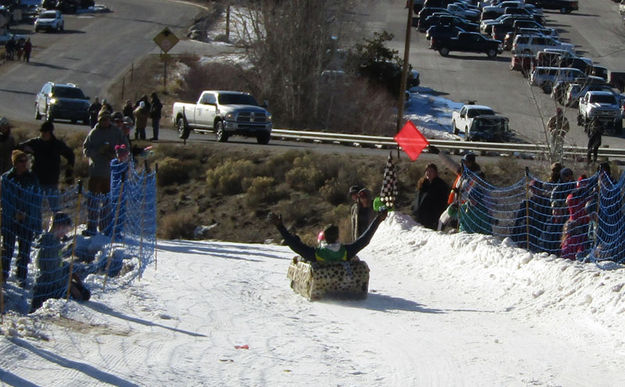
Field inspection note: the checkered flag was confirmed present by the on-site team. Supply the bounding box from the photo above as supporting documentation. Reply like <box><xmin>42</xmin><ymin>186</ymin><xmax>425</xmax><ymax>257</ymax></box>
<box><xmin>379</xmin><ymin>153</ymin><xmax>398</xmax><ymax>209</ymax></box>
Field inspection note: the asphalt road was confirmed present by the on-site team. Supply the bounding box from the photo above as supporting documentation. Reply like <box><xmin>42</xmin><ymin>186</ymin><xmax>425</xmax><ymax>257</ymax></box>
<box><xmin>0</xmin><ymin>0</ymin><xmax>200</xmax><ymax>126</ymax></box>
<box><xmin>368</xmin><ymin>0</ymin><xmax>625</xmax><ymax>150</ymax></box>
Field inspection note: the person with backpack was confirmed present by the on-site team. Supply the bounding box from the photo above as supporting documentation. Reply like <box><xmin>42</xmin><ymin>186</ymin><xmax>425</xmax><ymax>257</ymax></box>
<box><xmin>30</xmin><ymin>212</ymin><xmax>90</xmax><ymax>312</ymax></box>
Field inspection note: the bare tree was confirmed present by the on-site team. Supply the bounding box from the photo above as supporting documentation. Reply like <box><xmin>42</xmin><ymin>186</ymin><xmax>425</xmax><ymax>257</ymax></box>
<box><xmin>232</xmin><ymin>0</ymin><xmax>358</xmax><ymax>128</ymax></box>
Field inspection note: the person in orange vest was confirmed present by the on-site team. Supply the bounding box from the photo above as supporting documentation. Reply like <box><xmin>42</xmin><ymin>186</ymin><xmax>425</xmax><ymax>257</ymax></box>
<box><xmin>428</xmin><ymin>145</ymin><xmax>482</xmax><ymax>231</ymax></box>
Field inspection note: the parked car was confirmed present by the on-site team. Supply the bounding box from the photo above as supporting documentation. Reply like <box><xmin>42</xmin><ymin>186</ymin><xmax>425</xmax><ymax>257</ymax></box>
<box><xmin>577</xmin><ymin>91</ymin><xmax>622</xmax><ymax>133</ymax></box>
<box><xmin>425</xmin><ymin>23</ymin><xmax>464</xmax><ymax>40</ymax></box>
<box><xmin>565</xmin><ymin>83</ymin><xmax>618</xmax><ymax>107</ymax></box>
<box><xmin>509</xmin><ymin>52</ymin><xmax>534</xmax><ymax>74</ymax></box>
<box><xmin>35</xmin><ymin>82</ymin><xmax>90</xmax><ymax>123</ymax></box>
<box><xmin>451</xmin><ymin>104</ymin><xmax>496</xmax><ymax>135</ymax></box>
<box><xmin>436</xmin><ymin>31</ymin><xmax>502</xmax><ymax>57</ymax></box>
<box><xmin>34</xmin><ymin>9</ymin><xmax>63</xmax><ymax>32</ymax></box>
<box><xmin>481</xmin><ymin>14</ymin><xmax>534</xmax><ymax>35</ymax></box>
<box><xmin>465</xmin><ymin>115</ymin><xmax>511</xmax><ymax>142</ymax></box>
<box><xmin>420</xmin><ymin>13</ymin><xmax>478</xmax><ymax>32</ymax></box>
<box><xmin>417</xmin><ymin>7</ymin><xmax>449</xmax><ymax>30</ymax></box>
<box><xmin>172</xmin><ymin>91</ymin><xmax>272</xmax><ymax>144</ymax></box>
<box><xmin>427</xmin><ymin>24</ymin><xmax>465</xmax><ymax>49</ymax></box>
<box><xmin>512</xmin><ymin>34</ymin><xmax>575</xmax><ymax>56</ymax></box>
<box><xmin>446</xmin><ymin>3</ymin><xmax>480</xmax><ymax>21</ymax></box>
<box><xmin>529</xmin><ymin>66</ymin><xmax>587</xmax><ymax>89</ymax></box>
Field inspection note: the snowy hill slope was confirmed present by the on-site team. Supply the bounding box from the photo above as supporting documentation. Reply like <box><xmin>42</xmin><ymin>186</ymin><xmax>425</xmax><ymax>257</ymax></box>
<box><xmin>0</xmin><ymin>213</ymin><xmax>624</xmax><ymax>386</ymax></box>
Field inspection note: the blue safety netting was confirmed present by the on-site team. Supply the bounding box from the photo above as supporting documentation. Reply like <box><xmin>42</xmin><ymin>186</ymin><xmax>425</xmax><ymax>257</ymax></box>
<box><xmin>1</xmin><ymin>160</ymin><xmax>156</xmax><ymax>313</ymax></box>
<box><xmin>453</xmin><ymin>167</ymin><xmax>625</xmax><ymax>265</ymax></box>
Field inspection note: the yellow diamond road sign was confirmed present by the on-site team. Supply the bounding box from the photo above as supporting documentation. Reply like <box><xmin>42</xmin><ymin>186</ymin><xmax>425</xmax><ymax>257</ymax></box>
<box><xmin>154</xmin><ymin>27</ymin><xmax>179</xmax><ymax>53</ymax></box>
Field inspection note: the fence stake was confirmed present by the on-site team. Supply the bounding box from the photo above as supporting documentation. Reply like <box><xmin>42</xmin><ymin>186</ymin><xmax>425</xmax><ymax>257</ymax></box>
<box><xmin>66</xmin><ymin>181</ymin><xmax>83</xmax><ymax>301</ymax></box>
<box><xmin>103</xmin><ymin>175</ymin><xmax>126</xmax><ymax>287</ymax></box>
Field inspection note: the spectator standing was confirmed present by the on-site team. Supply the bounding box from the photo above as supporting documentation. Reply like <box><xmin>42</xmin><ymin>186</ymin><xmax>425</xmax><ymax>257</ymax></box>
<box><xmin>133</xmin><ymin>101</ymin><xmax>149</xmax><ymax>140</ymax></box>
<box><xmin>547</xmin><ymin>108</ymin><xmax>569</xmax><ymax>163</ymax></box>
<box><xmin>88</xmin><ymin>97</ymin><xmax>102</xmax><ymax>128</ymax></box>
<box><xmin>122</xmin><ymin>100</ymin><xmax>134</xmax><ymax>122</ymax></box>
<box><xmin>149</xmin><ymin>92</ymin><xmax>162</xmax><ymax>141</ymax></box>
<box><xmin>586</xmin><ymin>117</ymin><xmax>603</xmax><ymax>164</ymax></box>
<box><xmin>550</xmin><ymin>167</ymin><xmax>575</xmax><ymax>207</ymax></box>
<box><xmin>1</xmin><ymin>150</ymin><xmax>41</xmax><ymax>287</ymax></box>
<box><xmin>351</xmin><ymin>188</ymin><xmax>375</xmax><ymax>241</ymax></box>
<box><xmin>540</xmin><ymin>200</ymin><xmax>568</xmax><ymax>256</ymax></box>
<box><xmin>511</xmin><ymin>180</ymin><xmax>551</xmax><ymax>251</ymax></box>
<box><xmin>23</xmin><ymin>38</ymin><xmax>32</xmax><ymax>63</ymax></box>
<box><xmin>0</xmin><ymin>117</ymin><xmax>16</xmax><ymax>174</ymax></box>
<box><xmin>17</xmin><ymin>121</ymin><xmax>74</xmax><ymax>212</ymax></box>
<box><xmin>411</xmin><ymin>163</ymin><xmax>449</xmax><ymax>230</ymax></box>
<box><xmin>82</xmin><ymin>110</ymin><xmax>129</xmax><ymax>235</ymax></box>
<box><xmin>30</xmin><ymin>212</ymin><xmax>90</xmax><ymax>312</ymax></box>
<box><xmin>5</xmin><ymin>36</ymin><xmax>15</xmax><ymax>60</ymax></box>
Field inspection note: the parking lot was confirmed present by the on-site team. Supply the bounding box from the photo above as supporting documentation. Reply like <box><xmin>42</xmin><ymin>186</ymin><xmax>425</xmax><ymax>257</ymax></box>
<box><xmin>367</xmin><ymin>0</ymin><xmax>625</xmax><ymax>150</ymax></box>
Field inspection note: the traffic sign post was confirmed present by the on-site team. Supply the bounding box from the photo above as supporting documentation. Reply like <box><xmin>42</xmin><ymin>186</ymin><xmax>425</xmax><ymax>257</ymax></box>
<box><xmin>153</xmin><ymin>28</ymin><xmax>179</xmax><ymax>89</ymax></box>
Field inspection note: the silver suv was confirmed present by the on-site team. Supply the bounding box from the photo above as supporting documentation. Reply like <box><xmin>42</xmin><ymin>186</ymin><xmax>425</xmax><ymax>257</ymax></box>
<box><xmin>34</xmin><ymin>10</ymin><xmax>64</xmax><ymax>32</ymax></box>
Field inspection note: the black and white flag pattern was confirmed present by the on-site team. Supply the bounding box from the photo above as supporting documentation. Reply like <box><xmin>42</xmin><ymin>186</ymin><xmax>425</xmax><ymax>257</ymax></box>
<box><xmin>380</xmin><ymin>154</ymin><xmax>398</xmax><ymax>209</ymax></box>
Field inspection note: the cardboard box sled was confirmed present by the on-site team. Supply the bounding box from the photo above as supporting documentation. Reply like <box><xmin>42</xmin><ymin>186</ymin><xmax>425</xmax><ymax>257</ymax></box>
<box><xmin>286</xmin><ymin>257</ymin><xmax>369</xmax><ymax>301</ymax></box>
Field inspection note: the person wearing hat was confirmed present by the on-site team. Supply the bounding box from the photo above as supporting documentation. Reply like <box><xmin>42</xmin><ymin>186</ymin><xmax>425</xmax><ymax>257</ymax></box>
<box><xmin>547</xmin><ymin>107</ymin><xmax>569</xmax><ymax>163</ymax></box>
<box><xmin>82</xmin><ymin>109</ymin><xmax>129</xmax><ymax>236</ymax></box>
<box><xmin>268</xmin><ymin>209</ymin><xmax>387</xmax><ymax>263</ymax></box>
<box><xmin>30</xmin><ymin>212</ymin><xmax>90</xmax><ymax>312</ymax></box>
<box><xmin>1</xmin><ymin>150</ymin><xmax>41</xmax><ymax>287</ymax></box>
<box><xmin>133</xmin><ymin>100</ymin><xmax>149</xmax><ymax>140</ymax></box>
<box><xmin>17</xmin><ymin>120</ymin><xmax>75</xmax><ymax>212</ymax></box>
<box><xmin>0</xmin><ymin>116</ymin><xmax>16</xmax><ymax>174</ymax></box>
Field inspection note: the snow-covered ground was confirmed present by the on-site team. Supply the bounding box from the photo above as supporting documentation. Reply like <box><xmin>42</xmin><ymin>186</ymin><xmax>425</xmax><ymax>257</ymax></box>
<box><xmin>1</xmin><ymin>213</ymin><xmax>624</xmax><ymax>386</ymax></box>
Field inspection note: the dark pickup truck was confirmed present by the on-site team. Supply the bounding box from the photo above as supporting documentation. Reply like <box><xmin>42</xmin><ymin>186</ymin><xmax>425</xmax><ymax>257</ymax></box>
<box><xmin>436</xmin><ymin>32</ymin><xmax>502</xmax><ymax>58</ymax></box>
<box><xmin>529</xmin><ymin>0</ymin><xmax>578</xmax><ymax>13</ymax></box>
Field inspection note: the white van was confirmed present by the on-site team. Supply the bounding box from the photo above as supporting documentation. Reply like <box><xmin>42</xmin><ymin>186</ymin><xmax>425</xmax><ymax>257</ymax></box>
<box><xmin>529</xmin><ymin>66</ymin><xmax>587</xmax><ymax>87</ymax></box>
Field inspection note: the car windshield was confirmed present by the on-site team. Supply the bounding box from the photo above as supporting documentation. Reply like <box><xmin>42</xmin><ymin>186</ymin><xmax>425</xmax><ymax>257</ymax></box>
<box><xmin>468</xmin><ymin>108</ymin><xmax>494</xmax><ymax>118</ymax></box>
<box><xmin>473</xmin><ymin>117</ymin><xmax>508</xmax><ymax>132</ymax></box>
<box><xmin>40</xmin><ymin>11</ymin><xmax>57</xmax><ymax>18</ymax></box>
<box><xmin>589</xmin><ymin>95</ymin><xmax>617</xmax><ymax>104</ymax></box>
<box><xmin>218</xmin><ymin>93</ymin><xmax>258</xmax><ymax>105</ymax></box>
<box><xmin>52</xmin><ymin>87</ymin><xmax>86</xmax><ymax>99</ymax></box>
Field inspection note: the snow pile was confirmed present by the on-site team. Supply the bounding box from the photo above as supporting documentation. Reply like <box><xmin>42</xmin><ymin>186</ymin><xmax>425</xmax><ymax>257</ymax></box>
<box><xmin>405</xmin><ymin>87</ymin><xmax>463</xmax><ymax>140</ymax></box>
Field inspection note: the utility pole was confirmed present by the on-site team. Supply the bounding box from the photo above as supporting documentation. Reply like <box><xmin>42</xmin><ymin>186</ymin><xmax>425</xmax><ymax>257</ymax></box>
<box><xmin>396</xmin><ymin>0</ymin><xmax>414</xmax><ymax>135</ymax></box>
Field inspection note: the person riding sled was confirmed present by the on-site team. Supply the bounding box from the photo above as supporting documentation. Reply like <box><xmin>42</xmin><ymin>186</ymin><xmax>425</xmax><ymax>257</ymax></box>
<box><xmin>269</xmin><ymin>209</ymin><xmax>388</xmax><ymax>263</ymax></box>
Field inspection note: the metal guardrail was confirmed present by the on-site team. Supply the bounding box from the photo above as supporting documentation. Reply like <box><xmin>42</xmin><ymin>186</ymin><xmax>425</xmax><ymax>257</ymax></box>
<box><xmin>271</xmin><ymin>128</ymin><xmax>625</xmax><ymax>160</ymax></box>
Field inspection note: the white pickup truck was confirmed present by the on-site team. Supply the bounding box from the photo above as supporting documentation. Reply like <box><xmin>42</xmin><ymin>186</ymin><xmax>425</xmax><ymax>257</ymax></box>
<box><xmin>451</xmin><ymin>104</ymin><xmax>495</xmax><ymax>135</ymax></box>
<box><xmin>577</xmin><ymin>91</ymin><xmax>623</xmax><ymax>134</ymax></box>
<box><xmin>172</xmin><ymin>90</ymin><xmax>272</xmax><ymax>144</ymax></box>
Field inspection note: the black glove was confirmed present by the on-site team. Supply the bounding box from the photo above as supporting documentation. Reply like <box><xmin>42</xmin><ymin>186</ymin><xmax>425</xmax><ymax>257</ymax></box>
<box><xmin>268</xmin><ymin>212</ymin><xmax>282</xmax><ymax>226</ymax></box>
<box><xmin>428</xmin><ymin>145</ymin><xmax>440</xmax><ymax>154</ymax></box>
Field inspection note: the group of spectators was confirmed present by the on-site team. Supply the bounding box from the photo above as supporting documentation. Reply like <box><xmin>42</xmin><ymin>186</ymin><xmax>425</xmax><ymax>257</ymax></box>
<box><xmin>4</xmin><ymin>36</ymin><xmax>32</xmax><ymax>63</ymax></box>
<box><xmin>0</xmin><ymin>104</ymin><xmax>143</xmax><ymax>312</ymax></box>
<box><xmin>408</xmin><ymin>144</ymin><xmax>614</xmax><ymax>261</ymax></box>
<box><xmin>511</xmin><ymin>162</ymin><xmax>613</xmax><ymax>261</ymax></box>
<box><xmin>88</xmin><ymin>93</ymin><xmax>162</xmax><ymax>141</ymax></box>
